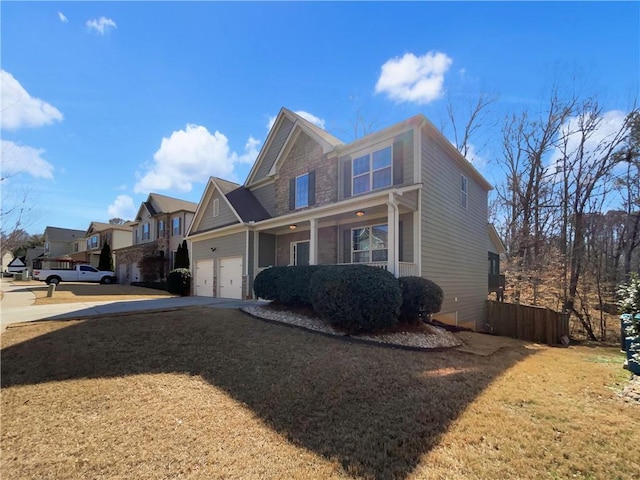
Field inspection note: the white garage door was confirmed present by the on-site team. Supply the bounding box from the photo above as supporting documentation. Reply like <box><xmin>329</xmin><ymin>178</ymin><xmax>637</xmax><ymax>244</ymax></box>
<box><xmin>131</xmin><ymin>263</ymin><xmax>141</xmax><ymax>283</ymax></box>
<box><xmin>219</xmin><ymin>256</ymin><xmax>243</xmax><ymax>300</ymax></box>
<box><xmin>195</xmin><ymin>260</ymin><xmax>214</xmax><ymax>297</ymax></box>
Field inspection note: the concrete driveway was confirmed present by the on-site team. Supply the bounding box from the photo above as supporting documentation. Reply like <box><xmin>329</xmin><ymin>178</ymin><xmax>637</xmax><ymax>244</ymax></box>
<box><xmin>0</xmin><ymin>278</ymin><xmax>267</xmax><ymax>332</ymax></box>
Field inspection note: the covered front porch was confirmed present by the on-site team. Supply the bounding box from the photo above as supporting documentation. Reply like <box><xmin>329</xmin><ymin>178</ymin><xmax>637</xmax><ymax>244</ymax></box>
<box><xmin>252</xmin><ymin>187</ymin><xmax>420</xmax><ymax>279</ymax></box>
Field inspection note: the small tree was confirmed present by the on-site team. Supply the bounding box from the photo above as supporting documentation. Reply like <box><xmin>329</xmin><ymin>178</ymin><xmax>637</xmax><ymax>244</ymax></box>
<box><xmin>181</xmin><ymin>240</ymin><xmax>189</xmax><ymax>269</ymax></box>
<box><xmin>98</xmin><ymin>242</ymin><xmax>114</xmax><ymax>271</ymax></box>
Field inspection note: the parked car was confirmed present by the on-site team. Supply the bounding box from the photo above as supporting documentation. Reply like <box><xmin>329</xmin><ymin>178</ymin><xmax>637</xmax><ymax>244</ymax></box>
<box><xmin>33</xmin><ymin>264</ymin><xmax>117</xmax><ymax>285</ymax></box>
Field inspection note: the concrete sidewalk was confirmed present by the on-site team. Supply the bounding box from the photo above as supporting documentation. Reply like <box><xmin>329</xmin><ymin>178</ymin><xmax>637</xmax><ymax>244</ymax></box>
<box><xmin>0</xmin><ymin>279</ymin><xmax>267</xmax><ymax>331</ymax></box>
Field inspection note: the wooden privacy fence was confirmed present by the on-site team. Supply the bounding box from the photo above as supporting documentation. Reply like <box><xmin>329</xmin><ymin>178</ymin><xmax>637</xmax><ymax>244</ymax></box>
<box><xmin>485</xmin><ymin>300</ymin><xmax>569</xmax><ymax>345</ymax></box>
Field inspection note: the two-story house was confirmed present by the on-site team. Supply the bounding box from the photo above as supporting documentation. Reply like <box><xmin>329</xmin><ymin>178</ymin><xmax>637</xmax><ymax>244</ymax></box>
<box><xmin>38</xmin><ymin>226</ymin><xmax>87</xmax><ymax>268</ymax></box>
<box><xmin>114</xmin><ymin>193</ymin><xmax>197</xmax><ymax>284</ymax></box>
<box><xmin>79</xmin><ymin>222</ymin><xmax>133</xmax><ymax>268</ymax></box>
<box><xmin>186</xmin><ymin>108</ymin><xmax>498</xmax><ymax>330</ymax></box>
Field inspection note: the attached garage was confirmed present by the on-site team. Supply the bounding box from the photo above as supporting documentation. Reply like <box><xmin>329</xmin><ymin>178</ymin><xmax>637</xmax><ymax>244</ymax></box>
<box><xmin>195</xmin><ymin>259</ymin><xmax>214</xmax><ymax>297</ymax></box>
<box><xmin>219</xmin><ymin>256</ymin><xmax>243</xmax><ymax>299</ymax></box>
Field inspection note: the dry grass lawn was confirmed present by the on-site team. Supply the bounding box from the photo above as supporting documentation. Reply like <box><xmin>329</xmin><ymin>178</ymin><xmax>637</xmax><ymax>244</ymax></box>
<box><xmin>2</xmin><ymin>307</ymin><xmax>638</xmax><ymax>480</ymax></box>
<box><xmin>26</xmin><ymin>282</ymin><xmax>174</xmax><ymax>305</ymax></box>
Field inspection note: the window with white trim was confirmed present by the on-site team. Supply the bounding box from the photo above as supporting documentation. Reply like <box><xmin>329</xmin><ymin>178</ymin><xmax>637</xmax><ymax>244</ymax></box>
<box><xmin>157</xmin><ymin>220</ymin><xmax>165</xmax><ymax>239</ymax></box>
<box><xmin>142</xmin><ymin>223</ymin><xmax>150</xmax><ymax>241</ymax></box>
<box><xmin>213</xmin><ymin>198</ymin><xmax>220</xmax><ymax>217</ymax></box>
<box><xmin>295</xmin><ymin>174</ymin><xmax>309</xmax><ymax>209</ymax></box>
<box><xmin>461</xmin><ymin>175</ymin><xmax>468</xmax><ymax>209</ymax></box>
<box><xmin>352</xmin><ymin>146</ymin><xmax>392</xmax><ymax>195</ymax></box>
<box><xmin>87</xmin><ymin>235</ymin><xmax>99</xmax><ymax>249</ymax></box>
<box><xmin>172</xmin><ymin>217</ymin><xmax>181</xmax><ymax>236</ymax></box>
<box><xmin>352</xmin><ymin>224</ymin><xmax>388</xmax><ymax>263</ymax></box>
<box><xmin>290</xmin><ymin>241</ymin><xmax>310</xmax><ymax>266</ymax></box>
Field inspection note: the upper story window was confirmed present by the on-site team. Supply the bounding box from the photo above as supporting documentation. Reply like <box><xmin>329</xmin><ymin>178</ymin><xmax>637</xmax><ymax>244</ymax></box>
<box><xmin>172</xmin><ymin>217</ymin><xmax>181</xmax><ymax>236</ymax></box>
<box><xmin>73</xmin><ymin>242</ymin><xmax>79</xmax><ymax>253</ymax></box>
<box><xmin>289</xmin><ymin>170</ymin><xmax>315</xmax><ymax>210</ymax></box>
<box><xmin>157</xmin><ymin>220</ymin><xmax>165</xmax><ymax>239</ymax></box>
<box><xmin>461</xmin><ymin>175</ymin><xmax>468</xmax><ymax>209</ymax></box>
<box><xmin>134</xmin><ymin>229</ymin><xmax>139</xmax><ymax>244</ymax></box>
<box><xmin>295</xmin><ymin>174</ymin><xmax>309</xmax><ymax>209</ymax></box>
<box><xmin>353</xmin><ymin>146</ymin><xmax>392</xmax><ymax>196</ymax></box>
<box><xmin>44</xmin><ymin>242</ymin><xmax>50</xmax><ymax>254</ymax></box>
<box><xmin>352</xmin><ymin>224</ymin><xmax>388</xmax><ymax>263</ymax></box>
<box><xmin>213</xmin><ymin>198</ymin><xmax>220</xmax><ymax>217</ymax></box>
<box><xmin>87</xmin><ymin>235</ymin><xmax>99</xmax><ymax>249</ymax></box>
<box><xmin>142</xmin><ymin>223</ymin><xmax>150</xmax><ymax>241</ymax></box>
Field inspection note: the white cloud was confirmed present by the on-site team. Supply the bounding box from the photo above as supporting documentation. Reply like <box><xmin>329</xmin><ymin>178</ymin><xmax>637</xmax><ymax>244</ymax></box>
<box><xmin>86</xmin><ymin>17</ymin><xmax>117</xmax><ymax>35</ymax></box>
<box><xmin>267</xmin><ymin>110</ymin><xmax>326</xmax><ymax>130</ymax></box>
<box><xmin>58</xmin><ymin>12</ymin><xmax>68</xmax><ymax>23</ymax></box>
<box><xmin>134</xmin><ymin>124</ymin><xmax>261</xmax><ymax>193</ymax></box>
<box><xmin>0</xmin><ymin>70</ymin><xmax>64</xmax><ymax>130</ymax></box>
<box><xmin>107</xmin><ymin>194</ymin><xmax>136</xmax><ymax>220</ymax></box>
<box><xmin>1</xmin><ymin>140</ymin><xmax>54</xmax><ymax>180</ymax></box>
<box><xmin>375</xmin><ymin>51</ymin><xmax>453</xmax><ymax>104</ymax></box>
<box><xmin>550</xmin><ymin>109</ymin><xmax>628</xmax><ymax>169</ymax></box>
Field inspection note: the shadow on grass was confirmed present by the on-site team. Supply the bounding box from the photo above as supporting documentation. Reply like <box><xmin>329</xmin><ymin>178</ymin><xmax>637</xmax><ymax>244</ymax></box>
<box><xmin>1</xmin><ymin>307</ymin><xmax>536</xmax><ymax>479</ymax></box>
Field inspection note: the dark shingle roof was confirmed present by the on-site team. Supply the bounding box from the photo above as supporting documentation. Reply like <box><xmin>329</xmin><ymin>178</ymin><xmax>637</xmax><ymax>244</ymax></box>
<box><xmin>225</xmin><ymin>187</ymin><xmax>271</xmax><ymax>222</ymax></box>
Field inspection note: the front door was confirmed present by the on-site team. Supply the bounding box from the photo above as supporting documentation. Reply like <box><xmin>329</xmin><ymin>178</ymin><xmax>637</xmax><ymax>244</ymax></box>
<box><xmin>291</xmin><ymin>241</ymin><xmax>310</xmax><ymax>266</ymax></box>
<box><xmin>219</xmin><ymin>256</ymin><xmax>243</xmax><ymax>299</ymax></box>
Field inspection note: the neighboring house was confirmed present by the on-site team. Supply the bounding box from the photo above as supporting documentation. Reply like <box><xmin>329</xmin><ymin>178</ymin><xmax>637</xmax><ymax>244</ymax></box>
<box><xmin>186</xmin><ymin>107</ymin><xmax>499</xmax><ymax>330</ymax></box>
<box><xmin>73</xmin><ymin>222</ymin><xmax>134</xmax><ymax>268</ymax></box>
<box><xmin>25</xmin><ymin>247</ymin><xmax>45</xmax><ymax>270</ymax></box>
<box><xmin>488</xmin><ymin>224</ymin><xmax>507</xmax><ymax>301</ymax></box>
<box><xmin>114</xmin><ymin>193</ymin><xmax>197</xmax><ymax>284</ymax></box>
<box><xmin>42</xmin><ymin>226</ymin><xmax>86</xmax><ymax>266</ymax></box>
<box><xmin>6</xmin><ymin>256</ymin><xmax>27</xmax><ymax>273</ymax></box>
<box><xmin>1</xmin><ymin>251</ymin><xmax>15</xmax><ymax>272</ymax></box>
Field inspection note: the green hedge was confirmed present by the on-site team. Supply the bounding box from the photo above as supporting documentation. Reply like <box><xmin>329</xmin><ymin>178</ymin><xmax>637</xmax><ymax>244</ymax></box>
<box><xmin>310</xmin><ymin>265</ymin><xmax>401</xmax><ymax>334</ymax></box>
<box><xmin>398</xmin><ymin>276</ymin><xmax>444</xmax><ymax>324</ymax></box>
<box><xmin>166</xmin><ymin>268</ymin><xmax>191</xmax><ymax>296</ymax></box>
<box><xmin>253</xmin><ymin>266</ymin><xmax>321</xmax><ymax>307</ymax></box>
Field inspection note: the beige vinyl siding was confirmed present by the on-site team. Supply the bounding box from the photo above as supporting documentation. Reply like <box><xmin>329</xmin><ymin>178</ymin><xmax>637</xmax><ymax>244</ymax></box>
<box><xmin>399</xmin><ymin>129</ymin><xmax>414</xmax><ymax>186</ymax></box>
<box><xmin>252</xmin><ymin>117</ymin><xmax>295</xmax><ymax>183</ymax></box>
<box><xmin>195</xmin><ymin>191</ymin><xmax>239</xmax><ymax>233</ymax></box>
<box><xmin>251</xmin><ymin>182</ymin><xmax>276</xmax><ymax>217</ymax></box>
<box><xmin>399</xmin><ymin>212</ymin><xmax>414</xmax><ymax>263</ymax></box>
<box><xmin>191</xmin><ymin>232</ymin><xmax>246</xmax><ymax>264</ymax></box>
<box><xmin>420</xmin><ymin>126</ymin><xmax>489</xmax><ymax>330</ymax></box>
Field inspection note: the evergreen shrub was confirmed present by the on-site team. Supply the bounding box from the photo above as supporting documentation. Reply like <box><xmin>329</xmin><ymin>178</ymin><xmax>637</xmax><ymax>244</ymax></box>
<box><xmin>398</xmin><ymin>276</ymin><xmax>444</xmax><ymax>324</ymax></box>
<box><xmin>166</xmin><ymin>268</ymin><xmax>191</xmax><ymax>296</ymax></box>
<box><xmin>309</xmin><ymin>265</ymin><xmax>401</xmax><ymax>334</ymax></box>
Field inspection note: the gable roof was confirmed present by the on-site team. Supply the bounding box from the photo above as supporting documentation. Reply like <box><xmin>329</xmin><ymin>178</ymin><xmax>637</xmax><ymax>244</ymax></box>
<box><xmin>187</xmin><ymin>177</ymin><xmax>272</xmax><ymax>236</ymax></box>
<box><xmin>133</xmin><ymin>193</ymin><xmax>198</xmax><ymax>222</ymax></box>
<box><xmin>226</xmin><ymin>187</ymin><xmax>271</xmax><ymax>222</ymax></box>
<box><xmin>44</xmin><ymin>226</ymin><xmax>86</xmax><ymax>242</ymax></box>
<box><xmin>86</xmin><ymin>221</ymin><xmax>134</xmax><ymax>234</ymax></box>
<box><xmin>245</xmin><ymin>107</ymin><xmax>344</xmax><ymax>187</ymax></box>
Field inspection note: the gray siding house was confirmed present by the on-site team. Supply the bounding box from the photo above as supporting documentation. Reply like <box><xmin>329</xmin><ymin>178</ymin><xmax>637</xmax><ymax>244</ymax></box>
<box><xmin>187</xmin><ymin>108</ymin><xmax>498</xmax><ymax>330</ymax></box>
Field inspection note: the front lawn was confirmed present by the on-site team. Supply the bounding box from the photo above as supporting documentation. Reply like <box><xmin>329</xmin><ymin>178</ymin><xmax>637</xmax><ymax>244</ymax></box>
<box><xmin>1</xmin><ymin>307</ymin><xmax>638</xmax><ymax>479</ymax></box>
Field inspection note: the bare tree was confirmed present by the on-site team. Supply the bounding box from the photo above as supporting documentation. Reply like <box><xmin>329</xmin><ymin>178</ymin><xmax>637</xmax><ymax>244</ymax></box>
<box><xmin>446</xmin><ymin>92</ymin><xmax>499</xmax><ymax>161</ymax></box>
<box><xmin>556</xmin><ymin>100</ymin><xmax>635</xmax><ymax>340</ymax></box>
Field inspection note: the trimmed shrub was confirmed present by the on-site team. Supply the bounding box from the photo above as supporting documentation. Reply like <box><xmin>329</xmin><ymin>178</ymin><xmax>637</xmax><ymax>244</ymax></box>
<box><xmin>310</xmin><ymin>265</ymin><xmax>401</xmax><ymax>334</ymax></box>
<box><xmin>398</xmin><ymin>276</ymin><xmax>444</xmax><ymax>324</ymax></box>
<box><xmin>166</xmin><ymin>268</ymin><xmax>191</xmax><ymax>296</ymax></box>
<box><xmin>253</xmin><ymin>265</ymin><xmax>321</xmax><ymax>306</ymax></box>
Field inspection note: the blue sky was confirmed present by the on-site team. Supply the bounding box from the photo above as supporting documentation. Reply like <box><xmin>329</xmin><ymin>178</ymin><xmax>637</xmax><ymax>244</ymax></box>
<box><xmin>2</xmin><ymin>1</ymin><xmax>638</xmax><ymax>235</ymax></box>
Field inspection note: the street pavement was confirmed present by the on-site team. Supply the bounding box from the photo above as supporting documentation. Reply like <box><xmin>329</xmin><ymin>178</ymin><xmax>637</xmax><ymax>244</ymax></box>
<box><xmin>0</xmin><ymin>278</ymin><xmax>267</xmax><ymax>332</ymax></box>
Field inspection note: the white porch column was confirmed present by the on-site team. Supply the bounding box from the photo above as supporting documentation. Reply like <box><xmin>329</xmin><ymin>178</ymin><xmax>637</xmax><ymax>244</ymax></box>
<box><xmin>387</xmin><ymin>193</ymin><xmax>399</xmax><ymax>276</ymax></box>
<box><xmin>309</xmin><ymin>218</ymin><xmax>318</xmax><ymax>265</ymax></box>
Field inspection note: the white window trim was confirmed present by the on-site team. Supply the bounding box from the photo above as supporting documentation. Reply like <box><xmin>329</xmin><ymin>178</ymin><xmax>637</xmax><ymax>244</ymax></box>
<box><xmin>352</xmin><ymin>144</ymin><xmax>393</xmax><ymax>196</ymax></box>
<box><xmin>351</xmin><ymin>223</ymin><xmax>389</xmax><ymax>263</ymax></box>
<box><xmin>290</xmin><ymin>240</ymin><xmax>310</xmax><ymax>266</ymax></box>
<box><xmin>142</xmin><ymin>223</ymin><xmax>150</xmax><ymax>241</ymax></box>
<box><xmin>172</xmin><ymin>217</ymin><xmax>181</xmax><ymax>236</ymax></box>
<box><xmin>461</xmin><ymin>174</ymin><xmax>468</xmax><ymax>210</ymax></box>
<box><xmin>295</xmin><ymin>173</ymin><xmax>309</xmax><ymax>209</ymax></box>
<box><xmin>213</xmin><ymin>198</ymin><xmax>220</xmax><ymax>217</ymax></box>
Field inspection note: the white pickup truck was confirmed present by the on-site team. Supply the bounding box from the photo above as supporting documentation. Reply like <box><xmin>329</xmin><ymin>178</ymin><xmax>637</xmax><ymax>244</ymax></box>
<box><xmin>33</xmin><ymin>265</ymin><xmax>117</xmax><ymax>285</ymax></box>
